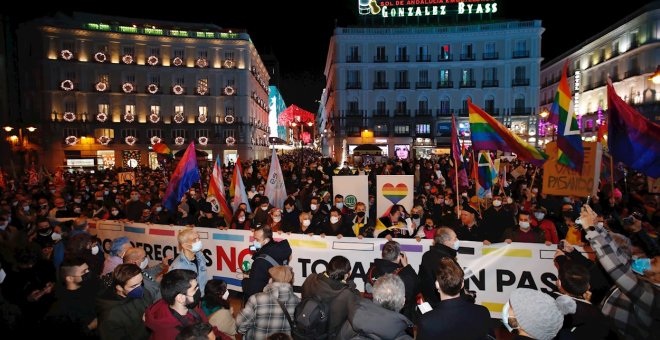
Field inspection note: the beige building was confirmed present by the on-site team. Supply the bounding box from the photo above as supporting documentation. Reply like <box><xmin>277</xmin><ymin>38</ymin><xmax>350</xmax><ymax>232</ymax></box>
<box><xmin>15</xmin><ymin>12</ymin><xmax>271</xmax><ymax>170</ymax></box>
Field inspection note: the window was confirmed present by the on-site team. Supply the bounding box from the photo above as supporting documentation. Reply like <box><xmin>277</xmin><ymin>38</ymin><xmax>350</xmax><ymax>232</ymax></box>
<box><xmin>485</xmin><ymin>98</ymin><xmax>495</xmax><ymax>114</ymax></box>
<box><xmin>149</xmin><ymin>47</ymin><xmax>160</xmax><ymax>56</ymax></box>
<box><xmin>376</xmin><ymin>46</ymin><xmax>386</xmax><ymax>61</ymax></box>
<box><xmin>195</xmin><ymin>129</ymin><xmax>209</xmax><ymax>139</ymax></box>
<box><xmin>150</xmin><ymin>105</ymin><xmax>160</xmax><ymax>115</ymax></box>
<box><xmin>418</xmin><ymin>45</ymin><xmax>429</xmax><ymax>61</ymax></box>
<box><xmin>462</xmin><ymin>43</ymin><xmax>474</xmax><ymax>59</ymax></box>
<box><xmin>394</xmin><ymin>125</ymin><xmax>409</xmax><ymax>134</ymax></box>
<box><xmin>396</xmin><ymin>46</ymin><xmax>408</xmax><ymax>61</ymax></box>
<box><xmin>125</xmin><ymin>105</ymin><xmax>135</xmax><ymax>114</ymax></box>
<box><xmin>375</xmin><ymin>71</ymin><xmax>386</xmax><ymax>83</ymax></box>
<box><xmin>397</xmin><ymin>70</ymin><xmax>408</xmax><ymax>83</ymax></box>
<box><xmin>439</xmin><ymin>69</ymin><xmax>450</xmax><ymax>82</ymax></box>
<box><xmin>122</xmin><ymin>46</ymin><xmax>135</xmax><ymax>56</ymax></box>
<box><xmin>485</xmin><ymin>42</ymin><xmax>496</xmax><ymax>54</ymax></box>
<box><xmin>418</xmin><ymin>98</ymin><xmax>428</xmax><ymax>112</ymax></box>
<box><xmin>197</xmin><ymin>78</ymin><xmax>208</xmax><ymax>94</ymax></box>
<box><xmin>224</xmin><ymin>51</ymin><xmax>235</xmax><ymax>60</ymax></box>
<box><xmin>347</xmin><ymin>100</ymin><xmax>359</xmax><ymax>113</ymax></box>
<box><xmin>174</xmin><ymin>49</ymin><xmax>185</xmax><ymax>58</ymax></box>
<box><xmin>347</xmin><ymin>70</ymin><xmax>360</xmax><ymax>83</ymax></box>
<box><xmin>484</xmin><ymin>67</ymin><xmax>497</xmax><ymax>81</ymax></box>
<box><xmin>419</xmin><ymin>70</ymin><xmax>429</xmax><ymax>83</ymax></box>
<box><xmin>374</xmin><ymin>124</ymin><xmax>388</xmax><ymax>136</ymax></box>
<box><xmin>174</xmin><ymin>105</ymin><xmax>184</xmax><ymax>115</ymax></box>
<box><xmin>198</xmin><ymin>50</ymin><xmax>208</xmax><ymax>58</ymax></box>
<box><xmin>98</xmin><ymin>74</ymin><xmax>109</xmax><ymax>83</ymax></box>
<box><xmin>172</xmin><ymin>129</ymin><xmax>186</xmax><ymax>139</ymax></box>
<box><xmin>416</xmin><ymin>124</ymin><xmax>430</xmax><ymax>134</ymax></box>
<box><xmin>175</xmin><ymin>76</ymin><xmax>185</xmax><ymax>85</ymax></box>
<box><xmin>65</xmin><ymin>71</ymin><xmax>76</xmax><ymax>81</ymax></box>
<box><xmin>515</xmin><ymin>40</ymin><xmax>527</xmax><ymax>51</ymax></box>
<box><xmin>121</xmin><ymin>128</ymin><xmax>137</xmax><ymax>139</ymax></box>
<box><xmin>226</xmin><ymin>106</ymin><xmax>235</xmax><ymax>115</ymax></box>
<box><xmin>149</xmin><ymin>75</ymin><xmax>160</xmax><ymax>85</ymax></box>
<box><xmin>514</xmin><ymin>95</ymin><xmax>525</xmax><ymax>109</ymax></box>
<box><xmin>396</xmin><ymin>99</ymin><xmax>407</xmax><ymax>114</ymax></box>
<box><xmin>515</xmin><ymin>66</ymin><xmax>526</xmax><ymax>80</ymax></box>
<box><xmin>348</xmin><ymin>46</ymin><xmax>359</xmax><ymax>61</ymax></box>
<box><xmin>462</xmin><ymin>100</ymin><xmax>469</xmax><ymax>113</ymax></box>
<box><xmin>124</xmin><ymin>74</ymin><xmax>136</xmax><ymax>83</ymax></box>
<box><xmin>439</xmin><ymin>44</ymin><xmax>450</xmax><ymax>60</ymax></box>
<box><xmin>63</xmin><ymin>128</ymin><xmax>78</xmax><ymax>138</ymax></box>
<box><xmin>439</xmin><ymin>98</ymin><xmax>450</xmax><ymax>115</ymax></box>
<box><xmin>226</xmin><ymin>78</ymin><xmax>235</xmax><ymax>87</ymax></box>
<box><xmin>98</xmin><ymin>104</ymin><xmax>109</xmax><ymax>114</ymax></box>
<box><xmin>64</xmin><ymin>102</ymin><xmax>76</xmax><ymax>113</ymax></box>
<box><xmin>376</xmin><ymin>99</ymin><xmax>386</xmax><ymax>111</ymax></box>
<box><xmin>147</xmin><ymin>129</ymin><xmax>162</xmax><ymax>138</ymax></box>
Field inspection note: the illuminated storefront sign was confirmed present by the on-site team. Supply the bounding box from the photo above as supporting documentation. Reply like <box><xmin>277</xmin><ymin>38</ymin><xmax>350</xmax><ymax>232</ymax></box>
<box><xmin>359</xmin><ymin>0</ymin><xmax>498</xmax><ymax>18</ymax></box>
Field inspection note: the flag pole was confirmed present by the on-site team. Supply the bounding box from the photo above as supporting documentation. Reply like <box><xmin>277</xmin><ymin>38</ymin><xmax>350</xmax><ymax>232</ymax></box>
<box><xmin>455</xmin><ymin>152</ymin><xmax>460</xmax><ymax>219</ymax></box>
<box><xmin>472</xmin><ymin>149</ymin><xmax>481</xmax><ymax>216</ymax></box>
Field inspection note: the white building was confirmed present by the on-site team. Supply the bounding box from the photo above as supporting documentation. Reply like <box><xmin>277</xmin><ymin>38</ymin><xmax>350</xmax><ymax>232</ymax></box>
<box><xmin>540</xmin><ymin>2</ymin><xmax>660</xmax><ymax>145</ymax></box>
<box><xmin>320</xmin><ymin>21</ymin><xmax>544</xmax><ymax>160</ymax></box>
<box><xmin>14</xmin><ymin>12</ymin><xmax>271</xmax><ymax>170</ymax></box>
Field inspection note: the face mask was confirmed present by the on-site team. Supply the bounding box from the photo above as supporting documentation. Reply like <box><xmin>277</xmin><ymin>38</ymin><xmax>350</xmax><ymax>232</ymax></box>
<box><xmin>258</xmin><ymin>205</ymin><xmax>267</xmax><ymax>212</ymax></box>
<box><xmin>356</xmin><ymin>211</ymin><xmax>365</xmax><ymax>218</ymax></box>
<box><xmin>252</xmin><ymin>241</ymin><xmax>262</xmax><ymax>250</ymax></box>
<box><xmin>597</xmin><ymin>221</ymin><xmax>604</xmax><ymax>228</ymax></box>
<box><xmin>80</xmin><ymin>271</ymin><xmax>92</xmax><ymax>283</ymax></box>
<box><xmin>111</xmin><ymin>210</ymin><xmax>119</xmax><ymax>216</ymax></box>
<box><xmin>492</xmin><ymin>200</ymin><xmax>502</xmax><ymax>207</ymax></box>
<box><xmin>96</xmin><ymin>197</ymin><xmax>104</xmax><ymax>201</ymax></box>
<box><xmin>307</xmin><ymin>180</ymin><xmax>313</xmax><ymax>184</ymax></box>
<box><xmin>222</xmin><ymin>290</ymin><xmax>229</xmax><ymax>300</ymax></box>
<box><xmin>330</xmin><ymin>216</ymin><xmax>339</xmax><ymax>224</ymax></box>
<box><xmin>302</xmin><ymin>219</ymin><xmax>311</xmax><ymax>227</ymax></box>
<box><xmin>74</xmin><ymin>198</ymin><xmax>82</xmax><ymax>204</ymax></box>
<box><xmin>131</xmin><ymin>196</ymin><xmax>139</xmax><ymax>202</ymax></box>
<box><xmin>258</xmin><ymin>191</ymin><xmax>264</xmax><ymax>195</ymax></box>
<box><xmin>91</xmin><ymin>245</ymin><xmax>100</xmax><ymax>255</ymax></box>
<box><xmin>424</xmin><ymin>186</ymin><xmax>431</xmax><ymax>190</ymax></box>
<box><xmin>534</xmin><ymin>212</ymin><xmax>545</xmax><ymax>220</ymax></box>
<box><xmin>519</xmin><ymin>221</ymin><xmax>530</xmax><ymax>229</ymax></box>
<box><xmin>0</xmin><ymin>268</ymin><xmax>6</xmax><ymax>284</ymax></box>
<box><xmin>112</xmin><ymin>189</ymin><xmax>117</xmax><ymax>193</ymax></box>
<box><xmin>453</xmin><ymin>239</ymin><xmax>461</xmax><ymax>250</ymax></box>
<box><xmin>501</xmin><ymin>302</ymin><xmax>516</xmax><ymax>333</ymax></box>
<box><xmin>412</xmin><ymin>213</ymin><xmax>420</xmax><ymax>219</ymax></box>
<box><xmin>310</xmin><ymin>204</ymin><xmax>318</xmax><ymax>211</ymax></box>
<box><xmin>285</xmin><ymin>207</ymin><xmax>294</xmax><ymax>213</ymax></box>
<box><xmin>51</xmin><ymin>232</ymin><xmax>62</xmax><ymax>242</ymax></box>
<box><xmin>74</xmin><ymin>208</ymin><xmax>81</xmax><ymax>214</ymax></box>
<box><xmin>156</xmin><ymin>207</ymin><xmax>162</xmax><ymax>212</ymax></box>
<box><xmin>563</xmin><ymin>197</ymin><xmax>572</xmax><ymax>203</ymax></box>
<box><xmin>336</xmin><ymin>203</ymin><xmax>344</xmax><ymax>209</ymax></box>
<box><xmin>139</xmin><ymin>257</ymin><xmax>149</xmax><ymax>270</ymax></box>
<box><xmin>186</xmin><ymin>289</ymin><xmax>201</xmax><ymax>308</ymax></box>
<box><xmin>238</xmin><ymin>216</ymin><xmax>246</xmax><ymax>222</ymax></box>
<box><xmin>272</xmin><ymin>216</ymin><xmax>282</xmax><ymax>223</ymax></box>
<box><xmin>191</xmin><ymin>240</ymin><xmax>203</xmax><ymax>253</ymax></box>
<box><xmin>127</xmin><ymin>285</ymin><xmax>144</xmax><ymax>299</ymax></box>
<box><xmin>506</xmin><ymin>197</ymin><xmax>513</xmax><ymax>204</ymax></box>
<box><xmin>0</xmin><ymin>222</ymin><xmax>6</xmax><ymax>231</ymax></box>
<box><xmin>104</xmin><ymin>190</ymin><xmax>109</xmax><ymax>195</ymax></box>
<box><xmin>632</xmin><ymin>258</ymin><xmax>652</xmax><ymax>275</ymax></box>
<box><xmin>39</xmin><ymin>227</ymin><xmax>53</xmax><ymax>237</ymax></box>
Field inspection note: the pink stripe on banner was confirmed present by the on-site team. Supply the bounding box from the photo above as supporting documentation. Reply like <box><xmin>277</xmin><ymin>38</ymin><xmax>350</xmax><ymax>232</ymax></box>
<box><xmin>150</xmin><ymin>228</ymin><xmax>175</xmax><ymax>236</ymax></box>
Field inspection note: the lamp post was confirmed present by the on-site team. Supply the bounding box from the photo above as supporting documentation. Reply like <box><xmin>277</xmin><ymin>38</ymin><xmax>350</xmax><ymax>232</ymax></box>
<box><xmin>3</xmin><ymin>125</ymin><xmax>38</xmax><ymax>170</ymax></box>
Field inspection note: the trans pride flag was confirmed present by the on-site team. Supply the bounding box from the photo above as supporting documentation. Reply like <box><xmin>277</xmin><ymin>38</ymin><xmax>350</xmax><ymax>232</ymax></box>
<box><xmin>162</xmin><ymin>142</ymin><xmax>200</xmax><ymax>211</ymax></box>
<box><xmin>468</xmin><ymin>99</ymin><xmax>547</xmax><ymax>167</ymax></box>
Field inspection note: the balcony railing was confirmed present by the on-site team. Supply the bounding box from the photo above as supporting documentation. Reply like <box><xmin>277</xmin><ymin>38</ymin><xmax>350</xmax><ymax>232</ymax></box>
<box><xmin>346</xmin><ymin>82</ymin><xmax>362</xmax><ymax>89</ymax></box>
<box><xmin>624</xmin><ymin>68</ymin><xmax>641</xmax><ymax>78</ymax></box>
<box><xmin>437</xmin><ymin>80</ymin><xmax>453</xmax><ymax>88</ymax></box>
<box><xmin>436</xmin><ymin>108</ymin><xmax>451</xmax><ymax>116</ymax></box>
<box><xmin>438</xmin><ymin>54</ymin><xmax>453</xmax><ymax>61</ymax></box>
<box><xmin>394</xmin><ymin>109</ymin><xmax>410</xmax><ymax>117</ymax></box>
<box><xmin>415</xmin><ymin>81</ymin><xmax>432</xmax><ymax>89</ymax></box>
<box><xmin>482</xmin><ymin>79</ymin><xmax>499</xmax><ymax>87</ymax></box>
<box><xmin>395</xmin><ymin>55</ymin><xmax>409</xmax><ymax>62</ymax></box>
<box><xmin>343</xmin><ymin>109</ymin><xmax>365</xmax><ymax>117</ymax></box>
<box><xmin>512</xmin><ymin>78</ymin><xmax>530</xmax><ymax>86</ymax></box>
<box><xmin>394</xmin><ymin>81</ymin><xmax>410</xmax><ymax>89</ymax></box>
<box><xmin>482</xmin><ymin>52</ymin><xmax>499</xmax><ymax>60</ymax></box>
<box><xmin>373</xmin><ymin>82</ymin><xmax>389</xmax><ymax>89</ymax></box>
<box><xmin>459</xmin><ymin>80</ymin><xmax>476</xmax><ymax>88</ymax></box>
<box><xmin>416</xmin><ymin>109</ymin><xmax>432</xmax><ymax>116</ymax></box>
<box><xmin>512</xmin><ymin>50</ymin><xmax>530</xmax><ymax>58</ymax></box>
<box><xmin>346</xmin><ymin>55</ymin><xmax>361</xmax><ymax>63</ymax></box>
<box><xmin>374</xmin><ymin>55</ymin><xmax>388</xmax><ymax>62</ymax></box>
<box><xmin>416</xmin><ymin>54</ymin><xmax>431</xmax><ymax>62</ymax></box>
<box><xmin>460</xmin><ymin>53</ymin><xmax>475</xmax><ymax>61</ymax></box>
<box><xmin>511</xmin><ymin>107</ymin><xmax>532</xmax><ymax>116</ymax></box>
<box><xmin>373</xmin><ymin>109</ymin><xmax>389</xmax><ymax>117</ymax></box>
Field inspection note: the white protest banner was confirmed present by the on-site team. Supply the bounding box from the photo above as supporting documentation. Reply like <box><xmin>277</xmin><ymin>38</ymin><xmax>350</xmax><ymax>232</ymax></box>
<box><xmin>93</xmin><ymin>221</ymin><xmax>559</xmax><ymax>318</ymax></box>
<box><xmin>118</xmin><ymin>171</ymin><xmax>136</xmax><ymax>184</ymax></box>
<box><xmin>333</xmin><ymin>175</ymin><xmax>369</xmax><ymax>216</ymax></box>
<box><xmin>376</xmin><ymin>175</ymin><xmax>414</xmax><ymax>218</ymax></box>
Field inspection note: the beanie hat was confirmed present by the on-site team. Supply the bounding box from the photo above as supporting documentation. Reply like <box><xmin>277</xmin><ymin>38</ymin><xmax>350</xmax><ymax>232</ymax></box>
<box><xmin>510</xmin><ymin>288</ymin><xmax>569</xmax><ymax>340</ymax></box>
<box><xmin>110</xmin><ymin>236</ymin><xmax>130</xmax><ymax>256</ymax></box>
<box><xmin>268</xmin><ymin>265</ymin><xmax>293</xmax><ymax>283</ymax></box>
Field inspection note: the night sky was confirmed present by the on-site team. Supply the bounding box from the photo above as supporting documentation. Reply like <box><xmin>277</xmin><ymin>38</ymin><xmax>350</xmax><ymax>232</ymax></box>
<box><xmin>6</xmin><ymin>0</ymin><xmax>654</xmax><ymax>110</ymax></box>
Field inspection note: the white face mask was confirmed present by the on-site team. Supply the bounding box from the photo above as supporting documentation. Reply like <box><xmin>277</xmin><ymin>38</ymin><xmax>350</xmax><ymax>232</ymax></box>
<box><xmin>310</xmin><ymin>204</ymin><xmax>318</xmax><ymax>211</ymax></box>
<box><xmin>222</xmin><ymin>290</ymin><xmax>229</xmax><ymax>300</ymax></box>
<box><xmin>330</xmin><ymin>216</ymin><xmax>339</xmax><ymax>224</ymax></box>
<box><xmin>501</xmin><ymin>302</ymin><xmax>515</xmax><ymax>332</ymax></box>
<box><xmin>51</xmin><ymin>232</ymin><xmax>62</xmax><ymax>242</ymax></box>
<box><xmin>302</xmin><ymin>219</ymin><xmax>311</xmax><ymax>227</ymax></box>
<box><xmin>519</xmin><ymin>221</ymin><xmax>531</xmax><ymax>229</ymax></box>
<box><xmin>111</xmin><ymin>210</ymin><xmax>119</xmax><ymax>216</ymax></box>
<box><xmin>336</xmin><ymin>203</ymin><xmax>344</xmax><ymax>209</ymax></box>
<box><xmin>191</xmin><ymin>240</ymin><xmax>203</xmax><ymax>253</ymax></box>
<box><xmin>139</xmin><ymin>257</ymin><xmax>149</xmax><ymax>270</ymax></box>
<box><xmin>156</xmin><ymin>207</ymin><xmax>162</xmax><ymax>212</ymax></box>
<box><xmin>238</xmin><ymin>216</ymin><xmax>246</xmax><ymax>222</ymax></box>
<box><xmin>507</xmin><ymin>197</ymin><xmax>513</xmax><ymax>204</ymax></box>
<box><xmin>597</xmin><ymin>221</ymin><xmax>604</xmax><ymax>228</ymax></box>
<box><xmin>272</xmin><ymin>216</ymin><xmax>282</xmax><ymax>223</ymax></box>
<box><xmin>492</xmin><ymin>200</ymin><xmax>502</xmax><ymax>207</ymax></box>
<box><xmin>261</xmin><ymin>206</ymin><xmax>268</xmax><ymax>211</ymax></box>
<box><xmin>23</xmin><ymin>205</ymin><xmax>31</xmax><ymax>212</ymax></box>
<box><xmin>453</xmin><ymin>239</ymin><xmax>460</xmax><ymax>250</ymax></box>
<box><xmin>91</xmin><ymin>245</ymin><xmax>100</xmax><ymax>255</ymax></box>
<box><xmin>534</xmin><ymin>212</ymin><xmax>545</xmax><ymax>220</ymax></box>
<box><xmin>286</xmin><ymin>208</ymin><xmax>294</xmax><ymax>213</ymax></box>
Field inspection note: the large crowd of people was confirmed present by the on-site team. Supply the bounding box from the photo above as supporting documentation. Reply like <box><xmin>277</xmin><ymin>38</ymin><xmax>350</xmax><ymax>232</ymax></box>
<box><xmin>0</xmin><ymin>151</ymin><xmax>657</xmax><ymax>339</ymax></box>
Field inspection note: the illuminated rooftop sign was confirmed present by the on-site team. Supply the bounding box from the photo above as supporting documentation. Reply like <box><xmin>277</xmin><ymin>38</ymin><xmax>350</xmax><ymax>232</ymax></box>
<box><xmin>359</xmin><ymin>0</ymin><xmax>498</xmax><ymax>18</ymax></box>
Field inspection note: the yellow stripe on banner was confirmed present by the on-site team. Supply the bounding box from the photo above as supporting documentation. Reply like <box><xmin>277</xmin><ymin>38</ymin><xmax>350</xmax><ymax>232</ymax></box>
<box><xmin>482</xmin><ymin>302</ymin><xmax>504</xmax><ymax>313</ymax></box>
<box><xmin>482</xmin><ymin>248</ymin><xmax>532</xmax><ymax>258</ymax></box>
<box><xmin>288</xmin><ymin>239</ymin><xmax>328</xmax><ymax>249</ymax></box>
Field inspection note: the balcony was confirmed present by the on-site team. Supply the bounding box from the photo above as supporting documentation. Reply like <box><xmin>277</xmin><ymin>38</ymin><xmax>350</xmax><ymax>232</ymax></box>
<box><xmin>438</xmin><ymin>54</ymin><xmax>453</xmax><ymax>62</ymax></box>
<box><xmin>456</xmin><ymin>109</ymin><xmax>469</xmax><ymax>116</ymax></box>
<box><xmin>395</xmin><ymin>55</ymin><xmax>409</xmax><ymax>62</ymax></box>
<box><xmin>511</xmin><ymin>107</ymin><xmax>532</xmax><ymax>116</ymax></box>
<box><xmin>415</xmin><ymin>81</ymin><xmax>432</xmax><ymax>89</ymax></box>
<box><xmin>512</xmin><ymin>78</ymin><xmax>530</xmax><ymax>87</ymax></box>
<box><xmin>373</xmin><ymin>82</ymin><xmax>389</xmax><ymax>89</ymax></box>
<box><xmin>459</xmin><ymin>80</ymin><xmax>477</xmax><ymax>88</ymax></box>
<box><xmin>416</xmin><ymin>54</ymin><xmax>431</xmax><ymax>62</ymax></box>
<box><xmin>346</xmin><ymin>82</ymin><xmax>362</xmax><ymax>89</ymax></box>
<box><xmin>344</xmin><ymin>109</ymin><xmax>365</xmax><ymax>117</ymax></box>
<box><xmin>394</xmin><ymin>81</ymin><xmax>410</xmax><ymax>89</ymax></box>
<box><xmin>482</xmin><ymin>79</ymin><xmax>499</xmax><ymax>87</ymax></box>
<box><xmin>437</xmin><ymin>80</ymin><xmax>453</xmax><ymax>88</ymax></box>
<box><xmin>374</xmin><ymin>56</ymin><xmax>388</xmax><ymax>63</ymax></box>
<box><xmin>416</xmin><ymin>109</ymin><xmax>432</xmax><ymax>116</ymax></box>
<box><xmin>512</xmin><ymin>50</ymin><xmax>530</xmax><ymax>58</ymax></box>
<box><xmin>460</xmin><ymin>53</ymin><xmax>475</xmax><ymax>61</ymax></box>
<box><xmin>346</xmin><ymin>55</ymin><xmax>361</xmax><ymax>63</ymax></box>
<box><xmin>624</xmin><ymin>68</ymin><xmax>641</xmax><ymax>78</ymax></box>
<box><xmin>372</xmin><ymin>109</ymin><xmax>389</xmax><ymax>117</ymax></box>
<box><xmin>436</xmin><ymin>108</ymin><xmax>451</xmax><ymax>116</ymax></box>
<box><xmin>482</xmin><ymin>52</ymin><xmax>499</xmax><ymax>60</ymax></box>
<box><xmin>394</xmin><ymin>109</ymin><xmax>410</xmax><ymax>117</ymax></box>
<box><xmin>484</xmin><ymin>108</ymin><xmax>500</xmax><ymax>116</ymax></box>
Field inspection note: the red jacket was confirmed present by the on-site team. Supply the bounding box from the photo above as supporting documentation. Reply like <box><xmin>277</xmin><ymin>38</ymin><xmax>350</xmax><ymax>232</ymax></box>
<box><xmin>145</xmin><ymin>299</ymin><xmax>232</xmax><ymax>340</ymax></box>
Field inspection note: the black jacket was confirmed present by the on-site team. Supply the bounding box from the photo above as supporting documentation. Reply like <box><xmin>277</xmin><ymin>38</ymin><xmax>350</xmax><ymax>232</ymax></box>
<box><xmin>338</xmin><ymin>298</ymin><xmax>413</xmax><ymax>340</ymax></box>
<box><xmin>481</xmin><ymin>206</ymin><xmax>515</xmax><ymax>243</ymax></box>
<box><xmin>418</xmin><ymin>243</ymin><xmax>457</xmax><ymax>307</ymax></box>
<box><xmin>367</xmin><ymin>259</ymin><xmax>419</xmax><ymax>319</ymax></box>
<box><xmin>242</xmin><ymin>239</ymin><xmax>292</xmax><ymax>301</ymax></box>
<box><xmin>416</xmin><ymin>297</ymin><xmax>492</xmax><ymax>340</ymax></box>
<box><xmin>301</xmin><ymin>273</ymin><xmax>361</xmax><ymax>339</ymax></box>
<box><xmin>549</xmin><ymin>293</ymin><xmax>612</xmax><ymax>340</ymax></box>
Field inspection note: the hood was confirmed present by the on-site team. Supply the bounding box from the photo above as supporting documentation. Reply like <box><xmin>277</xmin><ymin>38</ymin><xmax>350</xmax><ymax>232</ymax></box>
<box><xmin>303</xmin><ymin>273</ymin><xmax>355</xmax><ymax>301</ymax></box>
<box><xmin>430</xmin><ymin>243</ymin><xmax>456</xmax><ymax>258</ymax></box>
<box><xmin>259</xmin><ymin>239</ymin><xmax>292</xmax><ymax>263</ymax></box>
<box><xmin>144</xmin><ymin>299</ymin><xmax>179</xmax><ymax>331</ymax></box>
<box><xmin>263</xmin><ymin>282</ymin><xmax>296</xmax><ymax>300</ymax></box>
<box><xmin>348</xmin><ymin>299</ymin><xmax>412</xmax><ymax>338</ymax></box>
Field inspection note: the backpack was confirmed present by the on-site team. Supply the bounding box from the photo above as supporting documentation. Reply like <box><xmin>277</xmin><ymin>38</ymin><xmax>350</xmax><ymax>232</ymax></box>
<box><xmin>363</xmin><ymin>265</ymin><xmax>403</xmax><ymax>299</ymax></box>
<box><xmin>291</xmin><ymin>286</ymin><xmax>347</xmax><ymax>340</ymax></box>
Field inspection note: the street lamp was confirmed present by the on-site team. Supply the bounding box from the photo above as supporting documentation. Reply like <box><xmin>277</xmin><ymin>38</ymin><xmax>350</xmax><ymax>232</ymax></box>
<box><xmin>3</xmin><ymin>125</ymin><xmax>38</xmax><ymax>168</ymax></box>
<box><xmin>649</xmin><ymin>65</ymin><xmax>660</xmax><ymax>84</ymax></box>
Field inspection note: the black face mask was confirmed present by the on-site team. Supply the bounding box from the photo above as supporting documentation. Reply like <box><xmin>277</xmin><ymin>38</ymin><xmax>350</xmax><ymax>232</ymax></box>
<box><xmin>80</xmin><ymin>271</ymin><xmax>92</xmax><ymax>283</ymax></box>
<box><xmin>38</xmin><ymin>227</ymin><xmax>53</xmax><ymax>237</ymax></box>
<box><xmin>186</xmin><ymin>289</ymin><xmax>201</xmax><ymax>309</ymax></box>
<box><xmin>412</xmin><ymin>214</ymin><xmax>420</xmax><ymax>219</ymax></box>
<box><xmin>563</xmin><ymin>211</ymin><xmax>578</xmax><ymax>221</ymax></box>
<box><xmin>356</xmin><ymin>211</ymin><xmax>365</xmax><ymax>218</ymax></box>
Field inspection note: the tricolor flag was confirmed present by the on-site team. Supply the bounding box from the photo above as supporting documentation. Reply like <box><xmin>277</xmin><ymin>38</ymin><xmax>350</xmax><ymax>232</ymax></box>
<box><xmin>552</xmin><ymin>60</ymin><xmax>584</xmax><ymax>172</ymax></box>
<box><xmin>208</xmin><ymin>155</ymin><xmax>233</xmax><ymax>226</ymax></box>
<box><xmin>162</xmin><ymin>142</ymin><xmax>201</xmax><ymax>211</ymax></box>
<box><xmin>264</xmin><ymin>148</ymin><xmax>287</xmax><ymax>210</ymax></box>
<box><xmin>468</xmin><ymin>98</ymin><xmax>548</xmax><ymax>167</ymax></box>
<box><xmin>230</xmin><ymin>158</ymin><xmax>251</xmax><ymax>213</ymax></box>
<box><xmin>152</xmin><ymin>143</ymin><xmax>172</xmax><ymax>156</ymax></box>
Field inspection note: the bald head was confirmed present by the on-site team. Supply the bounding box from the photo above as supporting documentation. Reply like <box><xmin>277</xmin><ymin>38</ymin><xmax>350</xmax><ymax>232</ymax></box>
<box><xmin>123</xmin><ymin>247</ymin><xmax>146</xmax><ymax>265</ymax></box>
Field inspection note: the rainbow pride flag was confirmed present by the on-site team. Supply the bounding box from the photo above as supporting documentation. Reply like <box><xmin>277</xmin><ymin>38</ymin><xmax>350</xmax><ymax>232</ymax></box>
<box><xmin>553</xmin><ymin>61</ymin><xmax>584</xmax><ymax>172</ymax></box>
<box><xmin>152</xmin><ymin>143</ymin><xmax>172</xmax><ymax>155</ymax></box>
<box><xmin>468</xmin><ymin>99</ymin><xmax>547</xmax><ymax>167</ymax></box>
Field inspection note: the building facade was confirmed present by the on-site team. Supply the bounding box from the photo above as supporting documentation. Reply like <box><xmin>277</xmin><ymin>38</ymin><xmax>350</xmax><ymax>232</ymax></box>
<box><xmin>540</xmin><ymin>2</ymin><xmax>660</xmax><ymax>145</ymax></box>
<box><xmin>15</xmin><ymin>12</ymin><xmax>271</xmax><ymax>170</ymax></box>
<box><xmin>320</xmin><ymin>21</ymin><xmax>544</xmax><ymax>160</ymax></box>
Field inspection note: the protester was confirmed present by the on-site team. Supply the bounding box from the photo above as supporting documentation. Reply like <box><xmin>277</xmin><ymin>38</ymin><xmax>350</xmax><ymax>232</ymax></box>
<box><xmin>502</xmin><ymin>288</ymin><xmax>571</xmax><ymax>340</ymax></box>
<box><xmin>241</xmin><ymin>226</ymin><xmax>291</xmax><ymax>301</ymax></box>
<box><xmin>169</xmin><ymin>228</ymin><xmax>208</xmax><ymax>297</ymax></box>
<box><xmin>201</xmin><ymin>279</ymin><xmax>236</xmax><ymax>339</ymax></box>
<box><xmin>418</xmin><ymin>227</ymin><xmax>460</xmax><ymax>307</ymax></box>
